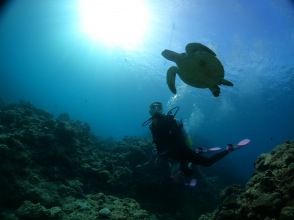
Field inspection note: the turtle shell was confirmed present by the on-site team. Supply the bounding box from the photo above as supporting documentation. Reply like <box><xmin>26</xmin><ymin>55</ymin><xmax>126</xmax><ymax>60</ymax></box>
<box><xmin>176</xmin><ymin>51</ymin><xmax>224</xmax><ymax>88</ymax></box>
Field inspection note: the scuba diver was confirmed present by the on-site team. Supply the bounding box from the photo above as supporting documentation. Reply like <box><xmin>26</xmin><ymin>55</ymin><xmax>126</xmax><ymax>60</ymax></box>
<box><xmin>143</xmin><ymin>101</ymin><xmax>248</xmax><ymax>178</ymax></box>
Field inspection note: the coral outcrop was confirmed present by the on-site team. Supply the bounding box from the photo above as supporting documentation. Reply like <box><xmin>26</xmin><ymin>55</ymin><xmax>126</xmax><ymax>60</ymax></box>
<box><xmin>0</xmin><ymin>102</ymin><xmax>154</xmax><ymax>219</ymax></box>
<box><xmin>199</xmin><ymin>141</ymin><xmax>294</xmax><ymax>220</ymax></box>
<box><xmin>14</xmin><ymin>193</ymin><xmax>152</xmax><ymax>220</ymax></box>
<box><xmin>0</xmin><ymin>102</ymin><xmax>219</xmax><ymax>220</ymax></box>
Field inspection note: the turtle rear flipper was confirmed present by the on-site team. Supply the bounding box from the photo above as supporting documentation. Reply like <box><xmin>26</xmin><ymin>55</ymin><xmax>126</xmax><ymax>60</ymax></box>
<box><xmin>167</xmin><ymin>66</ymin><xmax>178</xmax><ymax>94</ymax></box>
<box><xmin>221</xmin><ymin>79</ymin><xmax>234</xmax><ymax>86</ymax></box>
<box><xmin>209</xmin><ymin>86</ymin><xmax>220</xmax><ymax>97</ymax></box>
<box><xmin>185</xmin><ymin>43</ymin><xmax>216</xmax><ymax>56</ymax></box>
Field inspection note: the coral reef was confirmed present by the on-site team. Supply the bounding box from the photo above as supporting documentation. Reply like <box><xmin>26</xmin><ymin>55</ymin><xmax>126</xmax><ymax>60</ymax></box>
<box><xmin>0</xmin><ymin>102</ymin><xmax>153</xmax><ymax>219</ymax></box>
<box><xmin>2</xmin><ymin>101</ymin><xmax>292</xmax><ymax>220</ymax></box>
<box><xmin>0</xmin><ymin>102</ymin><xmax>220</xmax><ymax>220</ymax></box>
<box><xmin>199</xmin><ymin>141</ymin><xmax>294</xmax><ymax>220</ymax></box>
<box><xmin>13</xmin><ymin>193</ymin><xmax>152</xmax><ymax>220</ymax></box>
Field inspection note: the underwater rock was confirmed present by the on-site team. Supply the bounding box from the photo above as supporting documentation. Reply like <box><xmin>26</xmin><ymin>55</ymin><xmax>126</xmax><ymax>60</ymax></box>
<box><xmin>58</xmin><ymin>193</ymin><xmax>153</xmax><ymax>220</ymax></box>
<box><xmin>199</xmin><ymin>141</ymin><xmax>294</xmax><ymax>220</ymax></box>
<box><xmin>98</xmin><ymin>207</ymin><xmax>111</xmax><ymax>218</ymax></box>
<box><xmin>219</xmin><ymin>184</ymin><xmax>243</xmax><ymax>210</ymax></box>
<box><xmin>16</xmin><ymin>200</ymin><xmax>62</xmax><ymax>220</ymax></box>
<box><xmin>279</xmin><ymin>206</ymin><xmax>294</xmax><ymax>220</ymax></box>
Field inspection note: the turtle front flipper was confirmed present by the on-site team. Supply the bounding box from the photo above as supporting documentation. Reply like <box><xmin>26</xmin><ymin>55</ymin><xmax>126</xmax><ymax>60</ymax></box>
<box><xmin>166</xmin><ymin>66</ymin><xmax>178</xmax><ymax>94</ymax></box>
<box><xmin>185</xmin><ymin>43</ymin><xmax>216</xmax><ymax>56</ymax></box>
<box><xmin>209</xmin><ymin>85</ymin><xmax>220</xmax><ymax>97</ymax></box>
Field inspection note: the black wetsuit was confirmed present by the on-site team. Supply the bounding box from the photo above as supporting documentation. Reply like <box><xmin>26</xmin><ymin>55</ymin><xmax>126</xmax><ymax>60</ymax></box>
<box><xmin>150</xmin><ymin>113</ymin><xmax>229</xmax><ymax>176</ymax></box>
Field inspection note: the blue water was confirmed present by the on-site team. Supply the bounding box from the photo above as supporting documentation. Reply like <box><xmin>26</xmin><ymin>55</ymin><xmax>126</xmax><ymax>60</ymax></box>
<box><xmin>0</xmin><ymin>0</ymin><xmax>293</xmax><ymax>183</ymax></box>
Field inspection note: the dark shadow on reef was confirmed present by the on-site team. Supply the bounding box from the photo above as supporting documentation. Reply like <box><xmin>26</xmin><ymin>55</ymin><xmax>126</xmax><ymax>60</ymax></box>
<box><xmin>0</xmin><ymin>101</ymin><xmax>293</xmax><ymax>220</ymax></box>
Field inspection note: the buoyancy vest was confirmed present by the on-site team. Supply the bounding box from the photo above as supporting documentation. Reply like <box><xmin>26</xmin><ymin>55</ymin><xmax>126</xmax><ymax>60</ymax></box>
<box><xmin>149</xmin><ymin>113</ymin><xmax>185</xmax><ymax>156</ymax></box>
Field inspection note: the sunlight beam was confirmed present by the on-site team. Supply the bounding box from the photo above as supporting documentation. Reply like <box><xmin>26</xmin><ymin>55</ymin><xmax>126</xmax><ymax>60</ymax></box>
<box><xmin>78</xmin><ymin>0</ymin><xmax>150</xmax><ymax>50</ymax></box>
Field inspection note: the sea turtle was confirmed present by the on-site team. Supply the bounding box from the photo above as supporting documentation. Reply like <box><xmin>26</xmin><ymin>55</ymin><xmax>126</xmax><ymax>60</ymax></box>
<box><xmin>161</xmin><ymin>43</ymin><xmax>233</xmax><ymax>97</ymax></box>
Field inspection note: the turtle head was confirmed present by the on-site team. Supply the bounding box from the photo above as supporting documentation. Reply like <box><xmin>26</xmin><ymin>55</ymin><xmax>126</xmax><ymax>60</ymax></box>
<box><xmin>161</xmin><ymin>49</ymin><xmax>181</xmax><ymax>62</ymax></box>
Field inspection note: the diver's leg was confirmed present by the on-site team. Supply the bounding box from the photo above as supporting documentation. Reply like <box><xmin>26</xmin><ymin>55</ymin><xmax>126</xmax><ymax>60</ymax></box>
<box><xmin>183</xmin><ymin>148</ymin><xmax>229</xmax><ymax>167</ymax></box>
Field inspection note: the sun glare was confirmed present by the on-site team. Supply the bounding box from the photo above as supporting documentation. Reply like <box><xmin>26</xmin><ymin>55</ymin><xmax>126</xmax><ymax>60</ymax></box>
<box><xmin>78</xmin><ymin>0</ymin><xmax>150</xmax><ymax>50</ymax></box>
